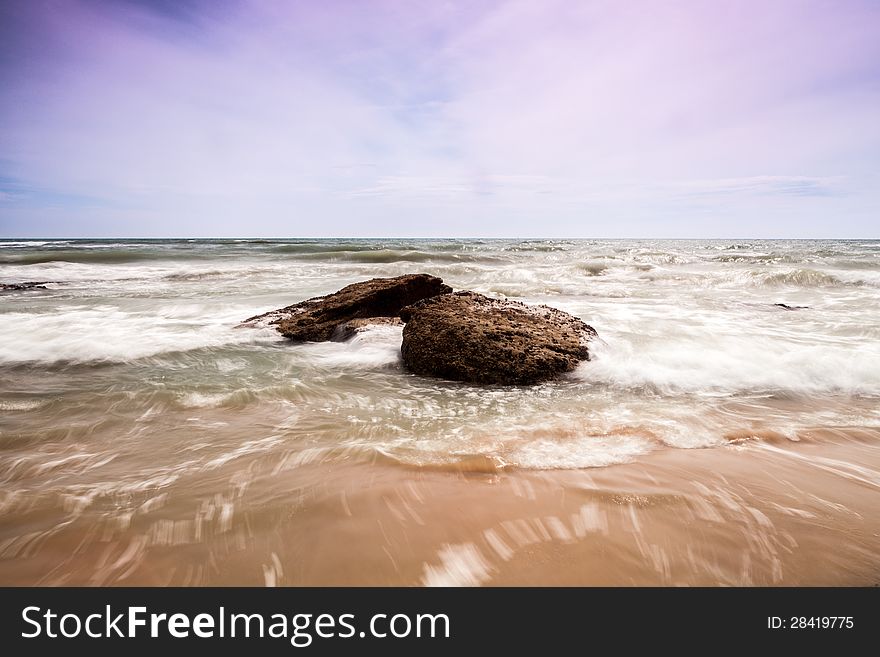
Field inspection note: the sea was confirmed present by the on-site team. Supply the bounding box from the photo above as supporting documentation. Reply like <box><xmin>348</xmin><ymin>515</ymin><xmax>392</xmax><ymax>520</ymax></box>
<box><xmin>1</xmin><ymin>238</ymin><xmax>879</xmax><ymax>585</ymax></box>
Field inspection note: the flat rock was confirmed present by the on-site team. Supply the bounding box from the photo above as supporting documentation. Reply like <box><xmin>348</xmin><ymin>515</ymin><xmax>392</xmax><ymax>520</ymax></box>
<box><xmin>399</xmin><ymin>291</ymin><xmax>597</xmax><ymax>384</ymax></box>
<box><xmin>240</xmin><ymin>274</ymin><xmax>451</xmax><ymax>342</ymax></box>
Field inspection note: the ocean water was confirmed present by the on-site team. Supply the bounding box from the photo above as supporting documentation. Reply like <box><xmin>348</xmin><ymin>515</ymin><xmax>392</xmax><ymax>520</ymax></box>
<box><xmin>2</xmin><ymin>238</ymin><xmax>879</xmax><ymax>468</ymax></box>
<box><xmin>1</xmin><ymin>238</ymin><xmax>879</xmax><ymax>585</ymax></box>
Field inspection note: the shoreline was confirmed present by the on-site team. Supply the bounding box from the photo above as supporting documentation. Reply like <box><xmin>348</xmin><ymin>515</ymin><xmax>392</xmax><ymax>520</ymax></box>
<box><xmin>2</xmin><ymin>427</ymin><xmax>878</xmax><ymax>586</ymax></box>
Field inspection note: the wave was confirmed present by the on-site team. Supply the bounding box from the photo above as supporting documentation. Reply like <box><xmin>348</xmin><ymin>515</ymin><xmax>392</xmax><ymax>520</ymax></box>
<box><xmin>0</xmin><ymin>241</ymin><xmax>61</xmax><ymax>248</ymax></box>
<box><xmin>0</xmin><ymin>399</ymin><xmax>47</xmax><ymax>411</ymax></box>
<box><xmin>370</xmin><ymin>425</ymin><xmax>659</xmax><ymax>471</ymax></box>
<box><xmin>599</xmin><ymin>264</ymin><xmax>876</xmax><ymax>289</ymax></box>
<box><xmin>0</xmin><ymin>304</ymin><xmax>277</xmax><ymax>365</ymax></box>
<box><xmin>298</xmin><ymin>324</ymin><xmax>404</xmax><ymax>369</ymax></box>
<box><xmin>576</xmin><ymin>261</ymin><xmax>610</xmax><ymax>276</ymax></box>
<box><xmin>830</xmin><ymin>258</ymin><xmax>880</xmax><ymax>271</ymax></box>
<box><xmin>271</xmin><ymin>243</ymin><xmax>397</xmax><ymax>254</ymax></box>
<box><xmin>162</xmin><ymin>270</ymin><xmax>232</xmax><ymax>282</ymax></box>
<box><xmin>712</xmin><ymin>253</ymin><xmax>804</xmax><ymax>264</ymax></box>
<box><xmin>176</xmin><ymin>390</ymin><xmax>258</xmax><ymax>409</ymax></box>
<box><xmin>0</xmin><ymin>250</ymin><xmax>185</xmax><ymax>265</ymax></box>
<box><xmin>290</xmin><ymin>249</ymin><xmax>504</xmax><ymax>264</ymax></box>
<box><xmin>575</xmin><ymin>335</ymin><xmax>880</xmax><ymax>396</ymax></box>
<box><xmin>758</xmin><ymin>269</ymin><xmax>852</xmax><ymax>287</ymax></box>
<box><xmin>506</xmin><ymin>434</ymin><xmax>653</xmax><ymax>469</ymax></box>
<box><xmin>3</xmin><ymin>237</ymin><xmax>878</xmax><ymax>476</ymax></box>
<box><xmin>270</xmin><ymin>241</ymin><xmax>494</xmax><ymax>256</ymax></box>
<box><xmin>615</xmin><ymin>249</ymin><xmax>695</xmax><ymax>265</ymax></box>
<box><xmin>0</xmin><ymin>241</ymin><xmax>246</xmax><ymax>265</ymax></box>
<box><xmin>503</xmin><ymin>243</ymin><xmax>572</xmax><ymax>252</ymax></box>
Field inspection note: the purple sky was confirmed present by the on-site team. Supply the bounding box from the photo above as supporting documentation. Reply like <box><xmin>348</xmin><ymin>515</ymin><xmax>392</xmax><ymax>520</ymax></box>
<box><xmin>1</xmin><ymin>0</ymin><xmax>879</xmax><ymax>237</ymax></box>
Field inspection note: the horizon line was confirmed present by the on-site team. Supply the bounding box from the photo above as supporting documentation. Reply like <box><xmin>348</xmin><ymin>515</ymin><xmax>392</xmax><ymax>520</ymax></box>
<box><xmin>2</xmin><ymin>236</ymin><xmax>879</xmax><ymax>241</ymax></box>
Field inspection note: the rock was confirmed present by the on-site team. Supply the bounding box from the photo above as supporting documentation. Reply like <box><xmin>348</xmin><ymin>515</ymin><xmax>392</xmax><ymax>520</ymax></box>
<box><xmin>332</xmin><ymin>317</ymin><xmax>404</xmax><ymax>341</ymax></box>
<box><xmin>1</xmin><ymin>281</ymin><xmax>49</xmax><ymax>291</ymax></box>
<box><xmin>773</xmin><ymin>303</ymin><xmax>809</xmax><ymax>310</ymax></box>
<box><xmin>240</xmin><ymin>274</ymin><xmax>451</xmax><ymax>342</ymax></box>
<box><xmin>399</xmin><ymin>291</ymin><xmax>597</xmax><ymax>384</ymax></box>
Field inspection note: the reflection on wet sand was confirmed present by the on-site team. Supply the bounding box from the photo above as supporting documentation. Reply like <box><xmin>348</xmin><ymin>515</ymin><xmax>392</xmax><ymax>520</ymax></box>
<box><xmin>2</xmin><ymin>427</ymin><xmax>878</xmax><ymax>586</ymax></box>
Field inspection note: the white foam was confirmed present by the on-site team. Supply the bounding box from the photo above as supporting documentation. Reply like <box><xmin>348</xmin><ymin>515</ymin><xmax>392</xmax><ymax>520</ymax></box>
<box><xmin>0</xmin><ymin>303</ymin><xmax>279</xmax><ymax>364</ymax></box>
<box><xmin>576</xmin><ymin>331</ymin><xmax>880</xmax><ymax>396</ymax></box>
<box><xmin>508</xmin><ymin>434</ymin><xmax>653</xmax><ymax>469</ymax></box>
<box><xmin>0</xmin><ymin>399</ymin><xmax>46</xmax><ymax>411</ymax></box>
<box><xmin>178</xmin><ymin>392</ymin><xmax>235</xmax><ymax>408</ymax></box>
<box><xmin>301</xmin><ymin>324</ymin><xmax>403</xmax><ymax>369</ymax></box>
<box><xmin>3</xmin><ymin>238</ymin><xmax>879</xmax><ymax>476</ymax></box>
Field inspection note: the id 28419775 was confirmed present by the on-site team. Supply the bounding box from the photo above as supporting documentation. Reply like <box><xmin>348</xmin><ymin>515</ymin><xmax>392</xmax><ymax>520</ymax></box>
<box><xmin>768</xmin><ymin>617</ymin><xmax>854</xmax><ymax>630</ymax></box>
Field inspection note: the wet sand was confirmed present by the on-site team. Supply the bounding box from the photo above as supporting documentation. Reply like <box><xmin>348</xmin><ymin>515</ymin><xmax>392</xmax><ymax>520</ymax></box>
<box><xmin>2</xmin><ymin>427</ymin><xmax>878</xmax><ymax>586</ymax></box>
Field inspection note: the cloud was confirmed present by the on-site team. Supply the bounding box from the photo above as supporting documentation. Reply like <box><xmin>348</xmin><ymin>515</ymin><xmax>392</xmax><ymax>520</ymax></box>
<box><xmin>672</xmin><ymin>176</ymin><xmax>844</xmax><ymax>198</ymax></box>
<box><xmin>348</xmin><ymin>174</ymin><xmax>558</xmax><ymax>199</ymax></box>
<box><xmin>1</xmin><ymin>0</ymin><xmax>879</xmax><ymax>237</ymax></box>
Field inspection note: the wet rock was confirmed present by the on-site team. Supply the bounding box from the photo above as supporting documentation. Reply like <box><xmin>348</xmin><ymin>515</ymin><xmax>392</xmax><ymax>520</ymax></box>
<box><xmin>399</xmin><ymin>291</ymin><xmax>597</xmax><ymax>384</ymax></box>
<box><xmin>773</xmin><ymin>303</ymin><xmax>809</xmax><ymax>310</ymax></box>
<box><xmin>1</xmin><ymin>281</ymin><xmax>49</xmax><ymax>291</ymax></box>
<box><xmin>240</xmin><ymin>274</ymin><xmax>451</xmax><ymax>342</ymax></box>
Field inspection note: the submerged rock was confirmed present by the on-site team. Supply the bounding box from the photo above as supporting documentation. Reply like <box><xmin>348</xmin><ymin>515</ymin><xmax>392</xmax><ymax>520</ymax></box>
<box><xmin>0</xmin><ymin>281</ymin><xmax>49</xmax><ymax>291</ymax></box>
<box><xmin>240</xmin><ymin>274</ymin><xmax>451</xmax><ymax>342</ymax></box>
<box><xmin>399</xmin><ymin>291</ymin><xmax>597</xmax><ymax>384</ymax></box>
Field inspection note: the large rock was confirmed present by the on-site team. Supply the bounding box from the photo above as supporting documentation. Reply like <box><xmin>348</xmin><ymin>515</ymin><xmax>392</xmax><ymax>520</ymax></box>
<box><xmin>399</xmin><ymin>291</ymin><xmax>597</xmax><ymax>384</ymax></box>
<box><xmin>240</xmin><ymin>274</ymin><xmax>451</xmax><ymax>342</ymax></box>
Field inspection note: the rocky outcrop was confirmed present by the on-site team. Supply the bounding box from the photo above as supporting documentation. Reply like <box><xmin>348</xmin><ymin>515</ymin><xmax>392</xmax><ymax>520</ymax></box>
<box><xmin>399</xmin><ymin>291</ymin><xmax>597</xmax><ymax>384</ymax></box>
<box><xmin>240</xmin><ymin>274</ymin><xmax>451</xmax><ymax>342</ymax></box>
<box><xmin>241</xmin><ymin>275</ymin><xmax>598</xmax><ymax>384</ymax></box>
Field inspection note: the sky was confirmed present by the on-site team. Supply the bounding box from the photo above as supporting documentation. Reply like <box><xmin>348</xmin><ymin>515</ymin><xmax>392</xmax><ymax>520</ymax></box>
<box><xmin>1</xmin><ymin>0</ymin><xmax>879</xmax><ymax>238</ymax></box>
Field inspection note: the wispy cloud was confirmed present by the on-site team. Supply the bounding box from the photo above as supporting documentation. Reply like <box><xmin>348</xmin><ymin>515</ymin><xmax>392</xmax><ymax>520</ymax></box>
<box><xmin>0</xmin><ymin>0</ymin><xmax>878</xmax><ymax>237</ymax></box>
<box><xmin>348</xmin><ymin>174</ymin><xmax>558</xmax><ymax>199</ymax></box>
<box><xmin>672</xmin><ymin>176</ymin><xmax>844</xmax><ymax>198</ymax></box>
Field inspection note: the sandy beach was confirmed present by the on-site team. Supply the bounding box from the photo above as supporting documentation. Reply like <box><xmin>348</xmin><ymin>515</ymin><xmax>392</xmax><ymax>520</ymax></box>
<box><xmin>2</xmin><ymin>424</ymin><xmax>879</xmax><ymax>586</ymax></box>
